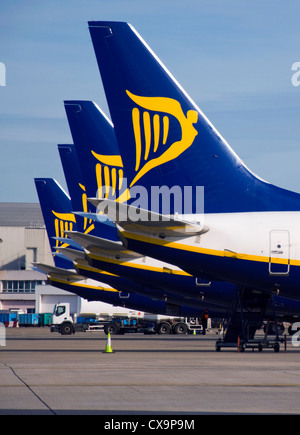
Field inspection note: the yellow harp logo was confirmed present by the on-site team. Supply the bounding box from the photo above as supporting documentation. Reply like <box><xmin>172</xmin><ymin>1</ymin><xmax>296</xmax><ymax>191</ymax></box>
<box><xmin>91</xmin><ymin>151</ymin><xmax>130</xmax><ymax>203</ymax></box>
<box><xmin>90</xmin><ymin>91</ymin><xmax>198</xmax><ymax>205</ymax></box>
<box><xmin>52</xmin><ymin>211</ymin><xmax>76</xmax><ymax>251</ymax></box>
<box><xmin>52</xmin><ymin>184</ymin><xmax>95</xmax><ymax>252</ymax></box>
<box><xmin>127</xmin><ymin>90</ymin><xmax>199</xmax><ymax>187</ymax></box>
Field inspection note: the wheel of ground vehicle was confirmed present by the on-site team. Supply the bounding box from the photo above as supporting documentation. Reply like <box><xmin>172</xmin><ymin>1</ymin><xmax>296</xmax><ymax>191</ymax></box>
<box><xmin>60</xmin><ymin>322</ymin><xmax>74</xmax><ymax>335</ymax></box>
<box><xmin>157</xmin><ymin>322</ymin><xmax>171</xmax><ymax>335</ymax></box>
<box><xmin>104</xmin><ymin>323</ymin><xmax>120</xmax><ymax>335</ymax></box>
<box><xmin>173</xmin><ymin>323</ymin><xmax>188</xmax><ymax>335</ymax></box>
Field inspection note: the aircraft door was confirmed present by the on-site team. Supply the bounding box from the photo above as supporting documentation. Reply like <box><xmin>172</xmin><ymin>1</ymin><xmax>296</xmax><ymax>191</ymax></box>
<box><xmin>269</xmin><ymin>230</ymin><xmax>290</xmax><ymax>275</ymax></box>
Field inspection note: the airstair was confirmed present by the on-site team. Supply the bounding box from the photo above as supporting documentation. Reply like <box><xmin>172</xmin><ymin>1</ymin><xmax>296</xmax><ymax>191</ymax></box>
<box><xmin>216</xmin><ymin>288</ymin><xmax>281</xmax><ymax>352</ymax></box>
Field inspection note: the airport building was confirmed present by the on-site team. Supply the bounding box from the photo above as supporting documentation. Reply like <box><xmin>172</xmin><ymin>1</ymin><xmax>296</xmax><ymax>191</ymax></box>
<box><xmin>0</xmin><ymin>203</ymin><xmax>61</xmax><ymax>313</ymax></box>
<box><xmin>0</xmin><ymin>202</ymin><xmax>127</xmax><ymax>317</ymax></box>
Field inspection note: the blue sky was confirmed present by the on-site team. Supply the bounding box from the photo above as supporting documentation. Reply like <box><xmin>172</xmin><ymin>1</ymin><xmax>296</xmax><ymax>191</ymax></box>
<box><xmin>1</xmin><ymin>0</ymin><xmax>300</xmax><ymax>202</ymax></box>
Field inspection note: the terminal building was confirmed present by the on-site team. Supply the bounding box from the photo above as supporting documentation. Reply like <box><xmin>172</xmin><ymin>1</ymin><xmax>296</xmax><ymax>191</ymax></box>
<box><xmin>0</xmin><ymin>203</ymin><xmax>144</xmax><ymax>318</ymax></box>
<box><xmin>0</xmin><ymin>202</ymin><xmax>103</xmax><ymax>315</ymax></box>
<box><xmin>0</xmin><ymin>203</ymin><xmax>52</xmax><ymax>313</ymax></box>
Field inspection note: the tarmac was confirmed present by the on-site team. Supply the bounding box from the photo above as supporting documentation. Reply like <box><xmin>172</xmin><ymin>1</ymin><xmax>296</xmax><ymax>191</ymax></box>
<box><xmin>1</xmin><ymin>327</ymin><xmax>300</xmax><ymax>415</ymax></box>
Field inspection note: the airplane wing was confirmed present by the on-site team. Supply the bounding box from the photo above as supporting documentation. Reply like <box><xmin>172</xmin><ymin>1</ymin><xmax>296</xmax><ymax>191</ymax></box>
<box><xmin>88</xmin><ymin>198</ymin><xmax>208</xmax><ymax>238</ymax></box>
<box><xmin>64</xmin><ymin>231</ymin><xmax>143</xmax><ymax>259</ymax></box>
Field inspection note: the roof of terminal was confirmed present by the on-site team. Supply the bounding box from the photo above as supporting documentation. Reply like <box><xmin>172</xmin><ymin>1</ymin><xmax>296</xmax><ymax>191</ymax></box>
<box><xmin>0</xmin><ymin>203</ymin><xmax>44</xmax><ymax>227</ymax></box>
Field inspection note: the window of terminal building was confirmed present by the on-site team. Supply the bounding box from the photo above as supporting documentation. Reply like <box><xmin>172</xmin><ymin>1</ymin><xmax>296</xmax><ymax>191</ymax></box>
<box><xmin>1</xmin><ymin>280</ymin><xmax>45</xmax><ymax>293</ymax></box>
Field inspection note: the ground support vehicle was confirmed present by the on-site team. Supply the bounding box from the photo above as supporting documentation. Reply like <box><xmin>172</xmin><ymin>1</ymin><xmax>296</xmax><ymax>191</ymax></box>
<box><xmin>215</xmin><ymin>319</ymin><xmax>283</xmax><ymax>353</ymax></box>
<box><xmin>51</xmin><ymin>303</ymin><xmax>109</xmax><ymax>335</ymax></box>
<box><xmin>51</xmin><ymin>319</ymin><xmax>88</xmax><ymax>335</ymax></box>
<box><xmin>104</xmin><ymin>317</ymin><xmax>206</xmax><ymax>335</ymax></box>
<box><xmin>215</xmin><ymin>335</ymin><xmax>282</xmax><ymax>353</ymax></box>
<box><xmin>153</xmin><ymin>317</ymin><xmax>205</xmax><ymax>335</ymax></box>
<box><xmin>51</xmin><ymin>303</ymin><xmax>90</xmax><ymax>335</ymax></box>
<box><xmin>104</xmin><ymin>317</ymin><xmax>153</xmax><ymax>335</ymax></box>
<box><xmin>51</xmin><ymin>303</ymin><xmax>209</xmax><ymax>336</ymax></box>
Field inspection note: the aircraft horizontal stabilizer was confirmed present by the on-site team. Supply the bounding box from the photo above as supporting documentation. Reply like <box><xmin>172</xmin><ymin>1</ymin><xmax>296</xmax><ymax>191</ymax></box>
<box><xmin>56</xmin><ymin>247</ymin><xmax>87</xmax><ymax>263</ymax></box>
<box><xmin>32</xmin><ymin>263</ymin><xmax>83</xmax><ymax>280</ymax></box>
<box><xmin>64</xmin><ymin>231</ymin><xmax>142</xmax><ymax>259</ymax></box>
<box><xmin>74</xmin><ymin>211</ymin><xmax>115</xmax><ymax>227</ymax></box>
<box><xmin>88</xmin><ymin>198</ymin><xmax>208</xmax><ymax>238</ymax></box>
<box><xmin>52</xmin><ymin>236</ymin><xmax>83</xmax><ymax>250</ymax></box>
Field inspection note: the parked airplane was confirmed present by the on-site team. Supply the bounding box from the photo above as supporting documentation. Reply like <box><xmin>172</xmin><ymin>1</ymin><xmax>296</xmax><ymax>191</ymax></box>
<box><xmin>60</xmin><ymin>101</ymin><xmax>300</xmax><ymax>330</ymax></box>
<box><xmin>35</xmin><ymin>140</ymin><xmax>237</xmax><ymax>317</ymax></box>
<box><xmin>58</xmin><ymin>142</ymin><xmax>232</xmax><ymax>311</ymax></box>
<box><xmin>87</xmin><ymin>21</ymin><xmax>300</xmax><ymax>303</ymax></box>
<box><xmin>34</xmin><ymin>151</ymin><xmax>300</xmax><ymax>330</ymax></box>
<box><xmin>63</xmin><ymin>100</ymin><xmax>233</xmax><ymax>305</ymax></box>
<box><xmin>35</xmin><ymin>176</ymin><xmax>215</xmax><ymax>318</ymax></box>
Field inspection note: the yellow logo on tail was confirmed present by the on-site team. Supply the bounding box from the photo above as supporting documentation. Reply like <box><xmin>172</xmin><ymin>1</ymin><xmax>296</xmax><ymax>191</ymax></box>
<box><xmin>91</xmin><ymin>151</ymin><xmax>130</xmax><ymax>203</ymax></box>
<box><xmin>89</xmin><ymin>92</ymin><xmax>198</xmax><ymax>206</ymax></box>
<box><xmin>126</xmin><ymin>90</ymin><xmax>199</xmax><ymax>187</ymax></box>
<box><xmin>52</xmin><ymin>184</ymin><xmax>95</xmax><ymax>253</ymax></box>
<box><xmin>52</xmin><ymin>211</ymin><xmax>76</xmax><ymax>250</ymax></box>
<box><xmin>78</xmin><ymin>183</ymin><xmax>95</xmax><ymax>235</ymax></box>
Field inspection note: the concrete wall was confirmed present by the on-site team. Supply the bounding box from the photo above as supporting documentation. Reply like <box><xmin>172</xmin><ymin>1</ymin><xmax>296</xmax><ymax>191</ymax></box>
<box><xmin>0</xmin><ymin>226</ymin><xmax>53</xmax><ymax>270</ymax></box>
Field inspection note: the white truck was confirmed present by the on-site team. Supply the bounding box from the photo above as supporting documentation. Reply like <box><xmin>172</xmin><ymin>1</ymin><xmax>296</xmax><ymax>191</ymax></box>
<box><xmin>51</xmin><ymin>302</ymin><xmax>94</xmax><ymax>335</ymax></box>
<box><xmin>51</xmin><ymin>302</ymin><xmax>144</xmax><ymax>335</ymax></box>
<box><xmin>51</xmin><ymin>302</ymin><xmax>210</xmax><ymax>336</ymax></box>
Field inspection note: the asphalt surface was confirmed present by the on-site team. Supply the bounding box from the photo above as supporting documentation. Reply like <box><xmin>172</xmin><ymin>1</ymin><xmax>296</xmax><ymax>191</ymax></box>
<box><xmin>0</xmin><ymin>328</ymin><xmax>300</xmax><ymax>415</ymax></box>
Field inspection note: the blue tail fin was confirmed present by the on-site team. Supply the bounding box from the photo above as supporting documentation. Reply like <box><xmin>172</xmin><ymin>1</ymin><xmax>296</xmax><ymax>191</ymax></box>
<box><xmin>64</xmin><ymin>100</ymin><xmax>125</xmax><ymax>201</ymax></box>
<box><xmin>58</xmin><ymin>144</ymin><xmax>86</xmax><ymax>216</ymax></box>
<box><xmin>88</xmin><ymin>21</ymin><xmax>300</xmax><ymax>213</ymax></box>
<box><xmin>58</xmin><ymin>143</ymin><xmax>95</xmax><ymax>236</ymax></box>
<box><xmin>58</xmin><ymin>142</ymin><xmax>118</xmax><ymax>241</ymax></box>
<box><xmin>34</xmin><ymin>178</ymin><xmax>76</xmax><ymax>269</ymax></box>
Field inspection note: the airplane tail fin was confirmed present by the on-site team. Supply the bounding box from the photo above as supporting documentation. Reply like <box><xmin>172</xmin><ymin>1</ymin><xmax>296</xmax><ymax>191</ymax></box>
<box><xmin>58</xmin><ymin>144</ymin><xmax>86</xmax><ymax>216</ymax></box>
<box><xmin>58</xmin><ymin>143</ymin><xmax>96</xmax><ymax>237</ymax></box>
<box><xmin>64</xmin><ymin>100</ymin><xmax>126</xmax><ymax>202</ymax></box>
<box><xmin>34</xmin><ymin>178</ymin><xmax>76</xmax><ymax>269</ymax></box>
<box><xmin>88</xmin><ymin>21</ymin><xmax>300</xmax><ymax>213</ymax></box>
<box><xmin>58</xmin><ymin>142</ymin><xmax>119</xmax><ymax>242</ymax></box>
